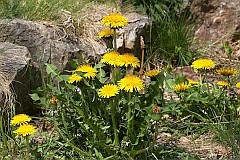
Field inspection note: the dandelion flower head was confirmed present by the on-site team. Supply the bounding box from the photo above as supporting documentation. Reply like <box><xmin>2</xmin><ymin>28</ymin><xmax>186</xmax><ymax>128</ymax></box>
<box><xmin>173</xmin><ymin>83</ymin><xmax>189</xmax><ymax>92</ymax></box>
<box><xmin>188</xmin><ymin>79</ymin><xmax>199</xmax><ymax>85</ymax></box>
<box><xmin>101</xmin><ymin>13</ymin><xmax>128</xmax><ymax>28</ymax></box>
<box><xmin>76</xmin><ymin>65</ymin><xmax>97</xmax><ymax>79</ymax></box>
<box><xmin>98</xmin><ymin>84</ymin><xmax>119</xmax><ymax>98</ymax></box>
<box><xmin>98</xmin><ymin>28</ymin><xmax>114</xmax><ymax>38</ymax></box>
<box><xmin>11</xmin><ymin>114</ymin><xmax>31</xmax><ymax>126</ymax></box>
<box><xmin>216</xmin><ymin>67</ymin><xmax>238</xmax><ymax>76</ymax></box>
<box><xmin>217</xmin><ymin>81</ymin><xmax>229</xmax><ymax>87</ymax></box>
<box><xmin>68</xmin><ymin>73</ymin><xmax>82</xmax><ymax>84</ymax></box>
<box><xmin>14</xmin><ymin>124</ymin><xmax>37</xmax><ymax>137</ymax></box>
<box><xmin>117</xmin><ymin>53</ymin><xmax>140</xmax><ymax>68</ymax></box>
<box><xmin>191</xmin><ymin>59</ymin><xmax>216</xmax><ymax>70</ymax></box>
<box><xmin>101</xmin><ymin>51</ymin><xmax>120</xmax><ymax>67</ymax></box>
<box><xmin>145</xmin><ymin>69</ymin><xmax>160</xmax><ymax>77</ymax></box>
<box><xmin>118</xmin><ymin>75</ymin><xmax>144</xmax><ymax>92</ymax></box>
<box><xmin>236</xmin><ymin>82</ymin><xmax>240</xmax><ymax>89</ymax></box>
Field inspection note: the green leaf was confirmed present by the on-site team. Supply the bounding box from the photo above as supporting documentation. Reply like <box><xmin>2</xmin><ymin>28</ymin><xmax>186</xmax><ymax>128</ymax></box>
<box><xmin>94</xmin><ymin>148</ymin><xmax>104</xmax><ymax>159</ymax></box>
<box><xmin>101</xmin><ymin>126</ymin><xmax>110</xmax><ymax>130</ymax></box>
<box><xmin>39</xmin><ymin>97</ymin><xmax>47</xmax><ymax>106</ymax></box>
<box><xmin>156</xmin><ymin>71</ymin><xmax>165</xmax><ymax>86</ymax></box>
<box><xmin>165</xmin><ymin>79</ymin><xmax>175</xmax><ymax>88</ymax></box>
<box><xmin>45</xmin><ymin>63</ymin><xmax>59</xmax><ymax>76</ymax></box>
<box><xmin>186</xmin><ymin>109</ymin><xmax>207</xmax><ymax>122</ymax></box>
<box><xmin>66</xmin><ymin>83</ymin><xmax>78</xmax><ymax>91</ymax></box>
<box><xmin>94</xmin><ymin>62</ymin><xmax>106</xmax><ymax>68</ymax></box>
<box><xmin>60</xmin><ymin>75</ymin><xmax>70</xmax><ymax>81</ymax></box>
<box><xmin>47</xmin><ymin>84</ymin><xmax>59</xmax><ymax>93</ymax></box>
<box><xmin>84</xmin><ymin>124</ymin><xmax>90</xmax><ymax>130</ymax></box>
<box><xmin>29</xmin><ymin>93</ymin><xmax>40</xmax><ymax>101</ymax></box>
<box><xmin>151</xmin><ymin>114</ymin><xmax>161</xmax><ymax>121</ymax></box>
<box><xmin>186</xmin><ymin>92</ymin><xmax>209</xmax><ymax>103</ymax></box>
<box><xmin>99</xmin><ymin>77</ymin><xmax>108</xmax><ymax>84</ymax></box>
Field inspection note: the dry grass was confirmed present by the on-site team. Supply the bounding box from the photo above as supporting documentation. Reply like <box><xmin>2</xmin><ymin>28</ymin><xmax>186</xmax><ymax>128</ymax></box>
<box><xmin>0</xmin><ymin>73</ymin><xmax>14</xmax><ymax>108</ymax></box>
<box><xmin>77</xmin><ymin>2</ymin><xmax>117</xmax><ymax>56</ymax></box>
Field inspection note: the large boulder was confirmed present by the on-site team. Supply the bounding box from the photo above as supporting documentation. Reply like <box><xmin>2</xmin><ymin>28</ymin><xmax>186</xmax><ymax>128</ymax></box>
<box><xmin>0</xmin><ymin>19</ymin><xmax>82</xmax><ymax>114</ymax></box>
<box><xmin>0</xmin><ymin>19</ymin><xmax>81</xmax><ymax>70</ymax></box>
<box><xmin>0</xmin><ymin>42</ymin><xmax>30</xmax><ymax>105</ymax></box>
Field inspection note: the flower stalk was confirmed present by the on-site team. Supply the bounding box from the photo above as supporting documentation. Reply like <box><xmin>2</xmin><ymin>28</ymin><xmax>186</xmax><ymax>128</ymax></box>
<box><xmin>127</xmin><ymin>92</ymin><xmax>132</xmax><ymax>139</ymax></box>
<box><xmin>25</xmin><ymin>136</ymin><xmax>30</xmax><ymax>160</ymax></box>
<box><xmin>113</xmin><ymin>29</ymin><xmax>117</xmax><ymax>52</ymax></box>
<box><xmin>110</xmin><ymin>100</ymin><xmax>119</xmax><ymax>147</ymax></box>
<box><xmin>132</xmin><ymin>121</ymin><xmax>158</xmax><ymax>157</ymax></box>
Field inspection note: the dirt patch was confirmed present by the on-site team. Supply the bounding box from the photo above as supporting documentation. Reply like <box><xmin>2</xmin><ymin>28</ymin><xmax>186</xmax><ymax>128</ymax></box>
<box><xmin>157</xmin><ymin>131</ymin><xmax>232</xmax><ymax>159</ymax></box>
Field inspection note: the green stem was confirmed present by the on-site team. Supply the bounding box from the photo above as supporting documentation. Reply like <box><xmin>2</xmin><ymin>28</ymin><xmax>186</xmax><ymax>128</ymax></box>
<box><xmin>79</xmin><ymin>88</ymin><xmax>102</xmax><ymax>138</ymax></box>
<box><xmin>61</xmin><ymin>111</ymin><xmax>75</xmax><ymax>145</ymax></box>
<box><xmin>0</xmin><ymin>114</ymin><xmax>8</xmax><ymax>151</ymax></box>
<box><xmin>125</xmin><ymin>67</ymin><xmax>128</xmax><ymax>76</ymax></box>
<box><xmin>199</xmin><ymin>73</ymin><xmax>202</xmax><ymax>87</ymax></box>
<box><xmin>53</xmin><ymin>119</ymin><xmax>92</xmax><ymax>157</ymax></box>
<box><xmin>111</xmin><ymin>66</ymin><xmax>116</xmax><ymax>84</ymax></box>
<box><xmin>26</xmin><ymin>136</ymin><xmax>30</xmax><ymax>160</ymax></box>
<box><xmin>110</xmin><ymin>100</ymin><xmax>119</xmax><ymax>146</ymax></box>
<box><xmin>115</xmin><ymin>67</ymin><xmax>120</xmax><ymax>82</ymax></box>
<box><xmin>111</xmin><ymin>66</ymin><xmax>120</xmax><ymax>84</ymax></box>
<box><xmin>113</xmin><ymin>29</ymin><xmax>117</xmax><ymax>52</ymax></box>
<box><xmin>133</xmin><ymin>122</ymin><xmax>158</xmax><ymax>157</ymax></box>
<box><xmin>205</xmin><ymin>72</ymin><xmax>210</xmax><ymax>94</ymax></box>
<box><xmin>127</xmin><ymin>92</ymin><xmax>132</xmax><ymax>139</ymax></box>
<box><xmin>103</xmin><ymin>103</ymin><xmax>109</xmax><ymax>122</ymax></box>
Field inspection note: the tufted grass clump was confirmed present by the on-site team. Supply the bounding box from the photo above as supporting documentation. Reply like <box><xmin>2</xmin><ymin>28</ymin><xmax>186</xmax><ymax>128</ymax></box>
<box><xmin>0</xmin><ymin>0</ymin><xmax>91</xmax><ymax>21</ymax></box>
<box><xmin>144</xmin><ymin>0</ymin><xmax>195</xmax><ymax>66</ymax></box>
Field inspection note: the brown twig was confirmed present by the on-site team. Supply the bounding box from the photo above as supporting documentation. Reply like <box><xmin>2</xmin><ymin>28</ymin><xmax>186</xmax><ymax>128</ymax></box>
<box><xmin>139</xmin><ymin>36</ymin><xmax>145</xmax><ymax>94</ymax></box>
<box><xmin>139</xmin><ymin>36</ymin><xmax>145</xmax><ymax>80</ymax></box>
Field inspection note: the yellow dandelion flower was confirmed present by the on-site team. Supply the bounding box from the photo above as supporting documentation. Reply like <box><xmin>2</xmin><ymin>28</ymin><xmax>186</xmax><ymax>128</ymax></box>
<box><xmin>191</xmin><ymin>59</ymin><xmax>216</xmax><ymax>70</ymax></box>
<box><xmin>118</xmin><ymin>75</ymin><xmax>144</xmax><ymax>92</ymax></box>
<box><xmin>14</xmin><ymin>124</ymin><xmax>37</xmax><ymax>137</ymax></box>
<box><xmin>236</xmin><ymin>82</ymin><xmax>240</xmax><ymax>89</ymax></box>
<box><xmin>98</xmin><ymin>28</ymin><xmax>114</xmax><ymax>38</ymax></box>
<box><xmin>173</xmin><ymin>83</ymin><xmax>189</xmax><ymax>92</ymax></box>
<box><xmin>216</xmin><ymin>68</ymin><xmax>238</xmax><ymax>76</ymax></box>
<box><xmin>217</xmin><ymin>81</ymin><xmax>229</xmax><ymax>87</ymax></box>
<box><xmin>117</xmin><ymin>53</ymin><xmax>140</xmax><ymax>68</ymax></box>
<box><xmin>188</xmin><ymin>79</ymin><xmax>199</xmax><ymax>85</ymax></box>
<box><xmin>76</xmin><ymin>65</ymin><xmax>97</xmax><ymax>79</ymax></box>
<box><xmin>101</xmin><ymin>51</ymin><xmax>121</xmax><ymax>67</ymax></box>
<box><xmin>98</xmin><ymin>84</ymin><xmax>119</xmax><ymax>98</ymax></box>
<box><xmin>101</xmin><ymin>13</ymin><xmax>128</xmax><ymax>29</ymax></box>
<box><xmin>11</xmin><ymin>114</ymin><xmax>31</xmax><ymax>126</ymax></box>
<box><xmin>145</xmin><ymin>69</ymin><xmax>160</xmax><ymax>77</ymax></box>
<box><xmin>68</xmin><ymin>73</ymin><xmax>82</xmax><ymax>84</ymax></box>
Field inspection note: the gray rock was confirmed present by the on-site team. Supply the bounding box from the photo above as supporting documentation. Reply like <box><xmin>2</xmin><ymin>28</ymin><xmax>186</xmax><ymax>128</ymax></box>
<box><xmin>0</xmin><ymin>19</ymin><xmax>81</xmax><ymax>70</ymax></box>
<box><xmin>116</xmin><ymin>13</ymin><xmax>149</xmax><ymax>56</ymax></box>
<box><xmin>0</xmin><ymin>19</ymin><xmax>83</xmax><ymax>113</ymax></box>
<box><xmin>0</xmin><ymin>42</ymin><xmax>30</xmax><ymax>103</ymax></box>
